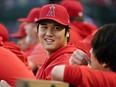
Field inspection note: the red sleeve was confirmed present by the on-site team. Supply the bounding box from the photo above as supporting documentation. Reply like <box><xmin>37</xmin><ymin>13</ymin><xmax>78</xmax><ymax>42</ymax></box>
<box><xmin>0</xmin><ymin>47</ymin><xmax>35</xmax><ymax>87</ymax></box>
<box><xmin>64</xmin><ymin>65</ymin><xmax>82</xmax><ymax>86</ymax></box>
<box><xmin>64</xmin><ymin>65</ymin><xmax>116</xmax><ymax>87</ymax></box>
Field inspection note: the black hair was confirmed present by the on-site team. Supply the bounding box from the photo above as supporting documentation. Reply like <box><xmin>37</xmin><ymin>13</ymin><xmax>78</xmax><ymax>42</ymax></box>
<box><xmin>36</xmin><ymin>23</ymin><xmax>38</xmax><ymax>32</ymax></box>
<box><xmin>91</xmin><ymin>23</ymin><xmax>116</xmax><ymax>72</ymax></box>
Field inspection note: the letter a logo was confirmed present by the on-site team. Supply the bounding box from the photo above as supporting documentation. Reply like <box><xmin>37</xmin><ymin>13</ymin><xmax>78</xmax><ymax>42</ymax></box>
<box><xmin>47</xmin><ymin>5</ymin><xmax>55</xmax><ymax>17</ymax></box>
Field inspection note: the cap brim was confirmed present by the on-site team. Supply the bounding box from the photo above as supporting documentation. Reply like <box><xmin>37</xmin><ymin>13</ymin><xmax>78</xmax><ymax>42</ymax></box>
<box><xmin>18</xmin><ymin>18</ymin><xmax>26</xmax><ymax>22</ymax></box>
<box><xmin>18</xmin><ymin>18</ymin><xmax>34</xmax><ymax>22</ymax></box>
<box><xmin>10</xmin><ymin>33</ymin><xmax>25</xmax><ymax>38</ymax></box>
<box><xmin>36</xmin><ymin>17</ymin><xmax>69</xmax><ymax>26</ymax></box>
<box><xmin>0</xmin><ymin>36</ymin><xmax>3</xmax><ymax>41</ymax></box>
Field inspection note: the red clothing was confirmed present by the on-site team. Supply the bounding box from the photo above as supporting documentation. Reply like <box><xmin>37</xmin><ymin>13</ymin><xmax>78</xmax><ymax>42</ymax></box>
<box><xmin>68</xmin><ymin>24</ymin><xmax>83</xmax><ymax>45</ymax></box>
<box><xmin>72</xmin><ymin>21</ymin><xmax>97</xmax><ymax>39</ymax></box>
<box><xmin>3</xmin><ymin>41</ymin><xmax>28</xmax><ymax>66</ymax></box>
<box><xmin>36</xmin><ymin>44</ymin><xmax>78</xmax><ymax>80</ymax></box>
<box><xmin>81</xmin><ymin>30</ymin><xmax>97</xmax><ymax>57</ymax></box>
<box><xmin>28</xmin><ymin>43</ymin><xmax>47</xmax><ymax>68</ymax></box>
<box><xmin>64</xmin><ymin>65</ymin><xmax>116</xmax><ymax>87</ymax></box>
<box><xmin>24</xmin><ymin>44</ymin><xmax>35</xmax><ymax>57</ymax></box>
<box><xmin>0</xmin><ymin>46</ymin><xmax>35</xmax><ymax>86</ymax></box>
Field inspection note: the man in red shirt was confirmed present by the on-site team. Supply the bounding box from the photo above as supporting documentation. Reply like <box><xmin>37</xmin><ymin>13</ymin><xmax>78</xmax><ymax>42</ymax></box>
<box><xmin>60</xmin><ymin>0</ymin><xmax>98</xmax><ymax>40</ymax></box>
<box><xmin>19</xmin><ymin>8</ymin><xmax>48</xmax><ymax>74</ymax></box>
<box><xmin>0</xmin><ymin>23</ymin><xmax>28</xmax><ymax>66</ymax></box>
<box><xmin>35</xmin><ymin>4</ymin><xmax>79</xmax><ymax>80</ymax></box>
<box><xmin>52</xmin><ymin>24</ymin><xmax>116</xmax><ymax>87</ymax></box>
<box><xmin>0</xmin><ymin>24</ymin><xmax>35</xmax><ymax>86</ymax></box>
<box><xmin>10</xmin><ymin>22</ymin><xmax>34</xmax><ymax>57</ymax></box>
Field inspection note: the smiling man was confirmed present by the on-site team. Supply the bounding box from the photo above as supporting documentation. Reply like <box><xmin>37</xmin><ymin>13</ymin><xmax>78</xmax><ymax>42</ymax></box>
<box><xmin>38</xmin><ymin>19</ymin><xmax>68</xmax><ymax>56</ymax></box>
<box><xmin>35</xmin><ymin>4</ymin><xmax>80</xmax><ymax>80</ymax></box>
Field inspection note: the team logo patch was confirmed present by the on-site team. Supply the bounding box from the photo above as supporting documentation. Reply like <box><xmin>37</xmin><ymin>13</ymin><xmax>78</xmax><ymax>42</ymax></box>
<box><xmin>47</xmin><ymin>5</ymin><xmax>55</xmax><ymax>17</ymax></box>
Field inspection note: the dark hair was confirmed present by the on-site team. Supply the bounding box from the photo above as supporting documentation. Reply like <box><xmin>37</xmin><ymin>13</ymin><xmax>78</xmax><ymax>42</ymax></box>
<box><xmin>65</xmin><ymin>26</ymin><xmax>70</xmax><ymax>42</ymax></box>
<box><xmin>91</xmin><ymin>23</ymin><xmax>116</xmax><ymax>72</ymax></box>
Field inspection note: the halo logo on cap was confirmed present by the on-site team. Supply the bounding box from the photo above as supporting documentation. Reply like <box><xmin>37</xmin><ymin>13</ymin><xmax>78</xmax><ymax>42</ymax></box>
<box><xmin>47</xmin><ymin>5</ymin><xmax>55</xmax><ymax>17</ymax></box>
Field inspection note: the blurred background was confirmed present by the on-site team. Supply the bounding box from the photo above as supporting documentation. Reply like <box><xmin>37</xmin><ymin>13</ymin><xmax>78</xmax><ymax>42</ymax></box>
<box><xmin>0</xmin><ymin>0</ymin><xmax>116</xmax><ymax>41</ymax></box>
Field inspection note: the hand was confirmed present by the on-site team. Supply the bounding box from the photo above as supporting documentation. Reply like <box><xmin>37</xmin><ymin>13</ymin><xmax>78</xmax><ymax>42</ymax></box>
<box><xmin>69</xmin><ymin>49</ymin><xmax>90</xmax><ymax>66</ymax></box>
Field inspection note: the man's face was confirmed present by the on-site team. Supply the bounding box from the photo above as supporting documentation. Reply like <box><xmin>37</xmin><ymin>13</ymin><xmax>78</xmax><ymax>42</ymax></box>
<box><xmin>24</xmin><ymin>23</ymin><xmax>37</xmax><ymax>36</ymax></box>
<box><xmin>17</xmin><ymin>37</ymin><xmax>29</xmax><ymax>51</ymax></box>
<box><xmin>24</xmin><ymin>23</ymin><xmax>38</xmax><ymax>44</ymax></box>
<box><xmin>38</xmin><ymin>20</ymin><xmax>69</xmax><ymax>56</ymax></box>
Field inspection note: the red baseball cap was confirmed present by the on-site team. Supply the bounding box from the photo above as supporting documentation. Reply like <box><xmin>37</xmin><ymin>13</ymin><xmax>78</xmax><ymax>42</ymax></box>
<box><xmin>60</xmin><ymin>1</ymin><xmax>83</xmax><ymax>17</ymax></box>
<box><xmin>62</xmin><ymin>0</ymin><xmax>77</xmax><ymax>1</ymax></box>
<box><xmin>10</xmin><ymin>22</ymin><xmax>27</xmax><ymax>38</ymax></box>
<box><xmin>36</xmin><ymin>4</ymin><xmax>70</xmax><ymax>26</ymax></box>
<box><xmin>18</xmin><ymin>8</ymin><xmax>40</xmax><ymax>23</ymax></box>
<box><xmin>0</xmin><ymin>23</ymin><xmax>9</xmax><ymax>42</ymax></box>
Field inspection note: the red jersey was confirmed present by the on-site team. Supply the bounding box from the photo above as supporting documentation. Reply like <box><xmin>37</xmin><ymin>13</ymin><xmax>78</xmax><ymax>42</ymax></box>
<box><xmin>72</xmin><ymin>21</ymin><xmax>97</xmax><ymax>39</ymax></box>
<box><xmin>24</xmin><ymin>44</ymin><xmax>35</xmax><ymax>57</ymax></box>
<box><xmin>2</xmin><ymin>41</ymin><xmax>28</xmax><ymax>66</ymax></box>
<box><xmin>28</xmin><ymin>43</ymin><xmax>47</xmax><ymax>68</ymax></box>
<box><xmin>68</xmin><ymin>24</ymin><xmax>83</xmax><ymax>45</ymax></box>
<box><xmin>36</xmin><ymin>44</ymin><xmax>78</xmax><ymax>80</ymax></box>
<box><xmin>0</xmin><ymin>46</ymin><xmax>35</xmax><ymax>86</ymax></box>
<box><xmin>81</xmin><ymin>30</ymin><xmax>97</xmax><ymax>57</ymax></box>
<box><xmin>64</xmin><ymin>65</ymin><xmax>116</xmax><ymax>87</ymax></box>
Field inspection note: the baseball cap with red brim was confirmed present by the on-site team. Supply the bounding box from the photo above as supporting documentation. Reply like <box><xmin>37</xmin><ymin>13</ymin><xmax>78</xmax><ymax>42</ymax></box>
<box><xmin>10</xmin><ymin>22</ymin><xmax>27</xmax><ymax>38</ymax></box>
<box><xmin>18</xmin><ymin>8</ymin><xmax>40</xmax><ymax>23</ymax></box>
<box><xmin>60</xmin><ymin>0</ymin><xmax>83</xmax><ymax>17</ymax></box>
<box><xmin>36</xmin><ymin>4</ymin><xmax>70</xmax><ymax>27</ymax></box>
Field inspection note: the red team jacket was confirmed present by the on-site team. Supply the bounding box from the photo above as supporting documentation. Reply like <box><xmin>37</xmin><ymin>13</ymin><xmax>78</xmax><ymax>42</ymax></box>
<box><xmin>64</xmin><ymin>65</ymin><xmax>116</xmax><ymax>87</ymax></box>
<box><xmin>28</xmin><ymin>43</ymin><xmax>47</xmax><ymax>68</ymax></box>
<box><xmin>72</xmin><ymin>21</ymin><xmax>97</xmax><ymax>39</ymax></box>
<box><xmin>68</xmin><ymin>24</ymin><xmax>83</xmax><ymax>45</ymax></box>
<box><xmin>0</xmin><ymin>46</ymin><xmax>35</xmax><ymax>86</ymax></box>
<box><xmin>36</xmin><ymin>44</ymin><xmax>78</xmax><ymax>80</ymax></box>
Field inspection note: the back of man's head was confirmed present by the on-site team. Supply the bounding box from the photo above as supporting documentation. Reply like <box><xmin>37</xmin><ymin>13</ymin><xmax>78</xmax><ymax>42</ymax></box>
<box><xmin>91</xmin><ymin>23</ymin><xmax>116</xmax><ymax>72</ymax></box>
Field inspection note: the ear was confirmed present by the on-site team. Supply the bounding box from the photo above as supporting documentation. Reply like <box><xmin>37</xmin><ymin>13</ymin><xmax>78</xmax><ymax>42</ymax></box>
<box><xmin>66</xmin><ymin>33</ymin><xmax>69</xmax><ymax>37</ymax></box>
<box><xmin>102</xmin><ymin>63</ymin><xmax>108</xmax><ymax>68</ymax></box>
<box><xmin>102</xmin><ymin>63</ymin><xmax>112</xmax><ymax>71</ymax></box>
<box><xmin>66</xmin><ymin>31</ymin><xmax>70</xmax><ymax>38</ymax></box>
